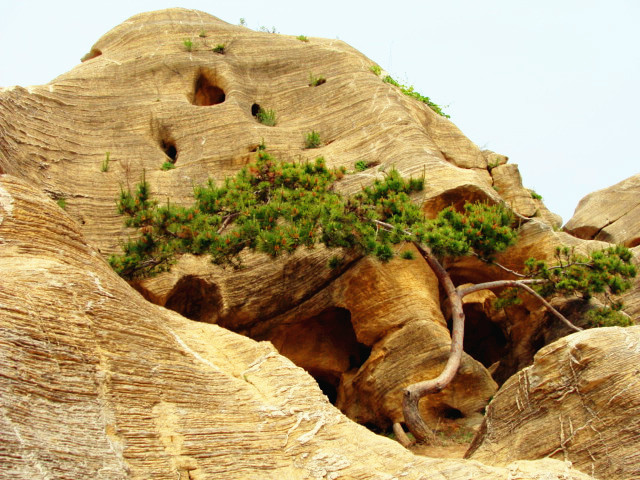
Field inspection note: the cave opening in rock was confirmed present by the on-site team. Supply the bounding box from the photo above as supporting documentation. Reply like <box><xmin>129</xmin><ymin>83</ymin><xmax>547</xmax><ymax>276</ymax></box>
<box><xmin>443</xmin><ymin>406</ymin><xmax>464</xmax><ymax>420</ymax></box>
<box><xmin>193</xmin><ymin>72</ymin><xmax>226</xmax><ymax>106</ymax></box>
<box><xmin>268</xmin><ymin>307</ymin><xmax>371</xmax><ymax>405</ymax></box>
<box><xmin>251</xmin><ymin>103</ymin><xmax>261</xmax><ymax>117</ymax></box>
<box><xmin>164</xmin><ymin>275</ymin><xmax>222</xmax><ymax>323</ymax></box>
<box><xmin>160</xmin><ymin>137</ymin><xmax>178</xmax><ymax>164</ymax></box>
<box><xmin>445</xmin><ymin>302</ymin><xmax>507</xmax><ymax>373</ymax></box>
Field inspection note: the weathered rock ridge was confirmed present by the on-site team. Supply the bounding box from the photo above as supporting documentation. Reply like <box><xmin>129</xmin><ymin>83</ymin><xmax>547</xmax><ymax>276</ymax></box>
<box><xmin>0</xmin><ymin>7</ymin><xmax>638</xmax><ymax>479</ymax></box>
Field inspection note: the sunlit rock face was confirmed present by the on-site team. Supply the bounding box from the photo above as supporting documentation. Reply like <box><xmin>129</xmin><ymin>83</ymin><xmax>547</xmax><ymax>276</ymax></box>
<box><xmin>0</xmin><ymin>7</ymin><xmax>635</xmax><ymax>479</ymax></box>
<box><xmin>467</xmin><ymin>326</ymin><xmax>640</xmax><ymax>480</ymax></box>
<box><xmin>565</xmin><ymin>173</ymin><xmax>640</xmax><ymax>248</ymax></box>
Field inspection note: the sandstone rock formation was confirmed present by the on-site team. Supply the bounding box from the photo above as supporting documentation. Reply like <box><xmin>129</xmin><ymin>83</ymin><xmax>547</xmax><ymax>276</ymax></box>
<box><xmin>0</xmin><ymin>7</ymin><xmax>638</xmax><ymax>479</ymax></box>
<box><xmin>0</xmin><ymin>7</ymin><xmax>534</xmax><ymax>432</ymax></box>
<box><xmin>467</xmin><ymin>326</ymin><xmax>640</xmax><ymax>480</ymax></box>
<box><xmin>0</xmin><ymin>165</ymin><xmax>595</xmax><ymax>479</ymax></box>
<box><xmin>565</xmin><ymin>174</ymin><xmax>640</xmax><ymax>247</ymax></box>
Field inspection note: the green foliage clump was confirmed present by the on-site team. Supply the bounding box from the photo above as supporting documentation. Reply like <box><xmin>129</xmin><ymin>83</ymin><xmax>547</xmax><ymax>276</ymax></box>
<box><xmin>161</xmin><ymin>161</ymin><xmax>176</xmax><ymax>171</ymax></box>
<box><xmin>304</xmin><ymin>130</ymin><xmax>322</xmax><ymax>149</ymax></box>
<box><xmin>183</xmin><ymin>39</ymin><xmax>194</xmax><ymax>51</ymax></box>
<box><xmin>57</xmin><ymin>198</ymin><xmax>67</xmax><ymax>210</ymax></box>
<box><xmin>308</xmin><ymin>73</ymin><xmax>326</xmax><ymax>87</ymax></box>
<box><xmin>355</xmin><ymin>160</ymin><xmax>368</xmax><ymax>172</ymax></box>
<box><xmin>199</xmin><ymin>31</ymin><xmax>207</xmax><ymax>38</ymax></box>
<box><xmin>370</xmin><ymin>65</ymin><xmax>382</xmax><ymax>76</ymax></box>
<box><xmin>513</xmin><ymin>245</ymin><xmax>637</xmax><ymax>323</ymax></box>
<box><xmin>524</xmin><ymin>245</ymin><xmax>636</xmax><ymax>300</ymax></box>
<box><xmin>110</xmin><ymin>150</ymin><xmax>521</xmax><ymax>279</ymax></box>
<box><xmin>530</xmin><ymin>190</ymin><xmax>543</xmax><ymax>200</ymax></box>
<box><xmin>354</xmin><ymin>160</ymin><xmax>379</xmax><ymax>172</ymax></box>
<box><xmin>256</xmin><ymin>107</ymin><xmax>277</xmax><ymax>126</ymax></box>
<box><xmin>586</xmin><ymin>306</ymin><xmax>634</xmax><ymax>327</ymax></box>
<box><xmin>383</xmin><ymin>75</ymin><xmax>450</xmax><ymax>118</ymax></box>
<box><xmin>411</xmin><ymin>202</ymin><xmax>517</xmax><ymax>261</ymax></box>
<box><xmin>401</xmin><ymin>250</ymin><xmax>415</xmax><ymax>260</ymax></box>
<box><xmin>213</xmin><ymin>44</ymin><xmax>225</xmax><ymax>54</ymax></box>
<box><xmin>296</xmin><ymin>35</ymin><xmax>309</xmax><ymax>42</ymax></box>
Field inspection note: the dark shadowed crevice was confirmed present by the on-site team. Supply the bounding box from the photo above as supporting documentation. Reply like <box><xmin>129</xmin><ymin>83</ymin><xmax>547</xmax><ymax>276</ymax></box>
<box><xmin>267</xmin><ymin>307</ymin><xmax>371</xmax><ymax>405</ymax></box>
<box><xmin>460</xmin><ymin>303</ymin><xmax>507</xmax><ymax>368</ymax></box>
<box><xmin>160</xmin><ymin>136</ymin><xmax>178</xmax><ymax>164</ymax></box>
<box><xmin>251</xmin><ymin>103</ymin><xmax>261</xmax><ymax>117</ymax></box>
<box><xmin>193</xmin><ymin>71</ymin><xmax>226</xmax><ymax>106</ymax></box>
<box><xmin>164</xmin><ymin>276</ymin><xmax>222</xmax><ymax>323</ymax></box>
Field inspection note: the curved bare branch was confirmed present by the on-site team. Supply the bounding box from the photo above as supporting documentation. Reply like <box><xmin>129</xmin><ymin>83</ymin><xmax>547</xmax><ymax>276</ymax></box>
<box><xmin>458</xmin><ymin>279</ymin><xmax>582</xmax><ymax>333</ymax></box>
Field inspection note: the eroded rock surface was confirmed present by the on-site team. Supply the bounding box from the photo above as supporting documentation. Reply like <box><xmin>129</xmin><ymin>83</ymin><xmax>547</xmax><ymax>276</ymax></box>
<box><xmin>467</xmin><ymin>326</ymin><xmax>640</xmax><ymax>480</ymax></box>
<box><xmin>0</xmin><ymin>174</ymin><xmax>595</xmax><ymax>479</ymax></box>
<box><xmin>565</xmin><ymin>174</ymin><xmax>640</xmax><ymax>247</ymax></box>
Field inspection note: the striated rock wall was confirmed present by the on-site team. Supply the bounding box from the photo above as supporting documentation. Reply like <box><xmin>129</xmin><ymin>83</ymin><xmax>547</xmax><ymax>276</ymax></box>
<box><xmin>0</xmin><ymin>7</ymin><xmax>638</xmax><ymax>479</ymax></box>
<box><xmin>0</xmin><ymin>173</ymin><xmax>594</xmax><ymax>479</ymax></box>
<box><xmin>467</xmin><ymin>326</ymin><xmax>640</xmax><ymax>480</ymax></box>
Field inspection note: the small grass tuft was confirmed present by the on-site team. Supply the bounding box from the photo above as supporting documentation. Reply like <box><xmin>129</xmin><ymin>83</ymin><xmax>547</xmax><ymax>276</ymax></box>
<box><xmin>101</xmin><ymin>152</ymin><xmax>110</xmax><ymax>172</ymax></box>
<box><xmin>161</xmin><ymin>161</ymin><xmax>176</xmax><ymax>171</ymax></box>
<box><xmin>212</xmin><ymin>44</ymin><xmax>225</xmax><ymax>54</ymax></box>
<box><xmin>370</xmin><ymin>64</ymin><xmax>382</xmax><ymax>76</ymax></box>
<box><xmin>256</xmin><ymin>107</ymin><xmax>277</xmax><ymax>126</ymax></box>
<box><xmin>308</xmin><ymin>72</ymin><xmax>326</xmax><ymax>87</ymax></box>
<box><xmin>296</xmin><ymin>35</ymin><xmax>309</xmax><ymax>42</ymax></box>
<box><xmin>401</xmin><ymin>250</ymin><xmax>415</xmax><ymax>260</ymax></box>
<box><xmin>183</xmin><ymin>39</ymin><xmax>194</xmax><ymax>51</ymax></box>
<box><xmin>530</xmin><ymin>190</ymin><xmax>543</xmax><ymax>200</ymax></box>
<box><xmin>304</xmin><ymin>130</ymin><xmax>322</xmax><ymax>149</ymax></box>
<box><xmin>199</xmin><ymin>31</ymin><xmax>207</xmax><ymax>38</ymax></box>
<box><xmin>56</xmin><ymin>198</ymin><xmax>67</xmax><ymax>210</ymax></box>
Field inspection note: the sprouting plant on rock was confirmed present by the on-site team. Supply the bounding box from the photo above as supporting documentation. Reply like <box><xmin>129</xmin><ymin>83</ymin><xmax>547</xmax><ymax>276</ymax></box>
<box><xmin>109</xmin><ymin>149</ymin><xmax>636</xmax><ymax>446</ymax></box>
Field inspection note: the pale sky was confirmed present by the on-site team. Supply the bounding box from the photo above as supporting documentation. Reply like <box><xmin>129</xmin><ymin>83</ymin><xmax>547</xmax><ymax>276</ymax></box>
<box><xmin>1</xmin><ymin>1</ymin><xmax>638</xmax><ymax>224</ymax></box>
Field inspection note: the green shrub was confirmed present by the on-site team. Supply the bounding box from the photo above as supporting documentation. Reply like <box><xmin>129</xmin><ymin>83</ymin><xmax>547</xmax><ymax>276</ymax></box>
<box><xmin>212</xmin><ymin>44</ymin><xmax>225</xmax><ymax>54</ymax></box>
<box><xmin>304</xmin><ymin>130</ymin><xmax>322</xmax><ymax>149</ymax></box>
<box><xmin>370</xmin><ymin>65</ymin><xmax>382</xmax><ymax>76</ymax></box>
<box><xmin>57</xmin><ymin>198</ymin><xmax>67</xmax><ymax>210</ymax></box>
<box><xmin>355</xmin><ymin>160</ymin><xmax>368</xmax><ymax>172</ymax></box>
<box><xmin>586</xmin><ymin>306</ymin><xmax>634</xmax><ymax>327</ymax></box>
<box><xmin>401</xmin><ymin>250</ymin><xmax>415</xmax><ymax>260</ymax></box>
<box><xmin>199</xmin><ymin>31</ymin><xmax>207</xmax><ymax>38</ymax></box>
<box><xmin>256</xmin><ymin>107</ymin><xmax>277</xmax><ymax>126</ymax></box>
<box><xmin>296</xmin><ymin>35</ymin><xmax>309</xmax><ymax>42</ymax></box>
<box><xmin>161</xmin><ymin>161</ymin><xmax>176</xmax><ymax>171</ymax></box>
<box><xmin>183</xmin><ymin>39</ymin><xmax>194</xmax><ymax>51</ymax></box>
<box><xmin>308</xmin><ymin>73</ymin><xmax>326</xmax><ymax>87</ymax></box>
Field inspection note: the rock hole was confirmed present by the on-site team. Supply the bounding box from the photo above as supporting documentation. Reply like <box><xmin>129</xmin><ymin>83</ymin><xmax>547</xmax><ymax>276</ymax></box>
<box><xmin>251</xmin><ymin>103</ymin><xmax>261</xmax><ymax>117</ymax></box>
<box><xmin>164</xmin><ymin>276</ymin><xmax>222</xmax><ymax>323</ymax></box>
<box><xmin>443</xmin><ymin>407</ymin><xmax>464</xmax><ymax>420</ymax></box>
<box><xmin>267</xmin><ymin>307</ymin><xmax>370</xmax><ymax>405</ymax></box>
<box><xmin>193</xmin><ymin>72</ymin><xmax>226</xmax><ymax>106</ymax></box>
<box><xmin>460</xmin><ymin>303</ymin><xmax>507</xmax><ymax>368</ymax></box>
<box><xmin>313</xmin><ymin>375</ymin><xmax>338</xmax><ymax>404</ymax></box>
<box><xmin>162</xmin><ymin>139</ymin><xmax>178</xmax><ymax>163</ymax></box>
